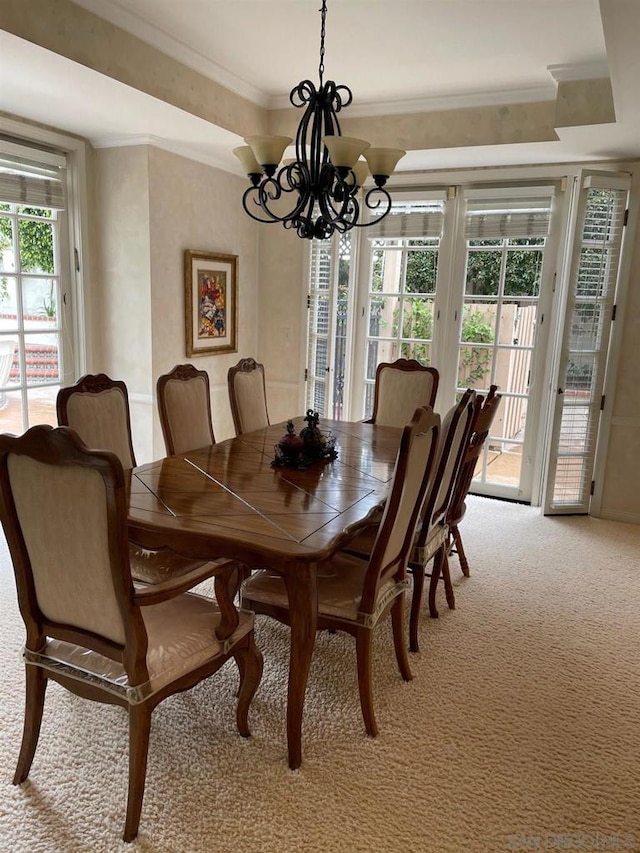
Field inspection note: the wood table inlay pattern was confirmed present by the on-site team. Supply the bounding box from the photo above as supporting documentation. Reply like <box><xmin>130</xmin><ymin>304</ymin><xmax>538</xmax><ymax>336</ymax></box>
<box><xmin>127</xmin><ymin>419</ymin><xmax>401</xmax><ymax>767</ymax></box>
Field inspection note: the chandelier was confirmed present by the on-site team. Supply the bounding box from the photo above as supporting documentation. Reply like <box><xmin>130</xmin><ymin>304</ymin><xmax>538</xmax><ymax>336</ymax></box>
<box><xmin>233</xmin><ymin>0</ymin><xmax>406</xmax><ymax>240</ymax></box>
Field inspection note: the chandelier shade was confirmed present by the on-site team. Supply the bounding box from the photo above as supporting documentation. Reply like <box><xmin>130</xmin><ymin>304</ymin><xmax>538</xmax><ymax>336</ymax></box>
<box><xmin>234</xmin><ymin>0</ymin><xmax>405</xmax><ymax>240</ymax></box>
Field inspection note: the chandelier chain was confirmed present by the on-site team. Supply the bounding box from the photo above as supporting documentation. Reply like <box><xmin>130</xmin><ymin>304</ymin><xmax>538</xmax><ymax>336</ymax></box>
<box><xmin>318</xmin><ymin>0</ymin><xmax>327</xmax><ymax>86</ymax></box>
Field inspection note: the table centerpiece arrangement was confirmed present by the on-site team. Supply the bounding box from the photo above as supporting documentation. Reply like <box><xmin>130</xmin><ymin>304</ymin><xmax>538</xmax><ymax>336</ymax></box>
<box><xmin>272</xmin><ymin>409</ymin><xmax>338</xmax><ymax>469</ymax></box>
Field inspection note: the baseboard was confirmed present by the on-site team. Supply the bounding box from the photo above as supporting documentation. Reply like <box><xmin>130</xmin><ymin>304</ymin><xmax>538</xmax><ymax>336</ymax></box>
<box><xmin>595</xmin><ymin>508</ymin><xmax>640</xmax><ymax>525</ymax></box>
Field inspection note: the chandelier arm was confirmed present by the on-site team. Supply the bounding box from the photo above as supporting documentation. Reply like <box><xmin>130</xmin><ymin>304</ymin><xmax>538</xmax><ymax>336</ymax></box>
<box><xmin>352</xmin><ymin>186</ymin><xmax>394</xmax><ymax>228</ymax></box>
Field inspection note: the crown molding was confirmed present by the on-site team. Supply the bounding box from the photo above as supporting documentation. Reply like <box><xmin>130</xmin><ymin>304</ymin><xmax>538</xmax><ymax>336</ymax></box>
<box><xmin>71</xmin><ymin>0</ymin><xmax>269</xmax><ymax>107</ymax></box>
<box><xmin>547</xmin><ymin>61</ymin><xmax>610</xmax><ymax>82</ymax></box>
<box><xmin>269</xmin><ymin>85</ymin><xmax>557</xmax><ymax>116</ymax></box>
<box><xmin>90</xmin><ymin>134</ymin><xmax>236</xmax><ymax>175</ymax></box>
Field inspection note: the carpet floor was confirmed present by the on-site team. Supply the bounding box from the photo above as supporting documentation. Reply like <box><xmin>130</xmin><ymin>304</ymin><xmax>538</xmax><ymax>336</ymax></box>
<box><xmin>0</xmin><ymin>496</ymin><xmax>638</xmax><ymax>853</ymax></box>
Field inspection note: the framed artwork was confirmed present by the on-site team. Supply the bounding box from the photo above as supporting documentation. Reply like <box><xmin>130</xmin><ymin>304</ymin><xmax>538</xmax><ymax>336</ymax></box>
<box><xmin>184</xmin><ymin>250</ymin><xmax>238</xmax><ymax>356</ymax></box>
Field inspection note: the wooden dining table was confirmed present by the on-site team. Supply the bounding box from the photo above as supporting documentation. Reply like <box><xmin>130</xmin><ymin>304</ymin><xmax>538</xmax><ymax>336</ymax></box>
<box><xmin>126</xmin><ymin>418</ymin><xmax>401</xmax><ymax>769</ymax></box>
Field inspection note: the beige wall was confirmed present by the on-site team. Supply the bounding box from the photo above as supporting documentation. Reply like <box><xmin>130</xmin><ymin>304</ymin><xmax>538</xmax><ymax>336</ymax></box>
<box><xmin>93</xmin><ymin>146</ymin><xmax>153</xmax><ymax>463</ymax></box>
<box><xmin>147</xmin><ymin>147</ymin><xmax>260</xmax><ymax>448</ymax></box>
<box><xmin>93</xmin><ymin>145</ymin><xmax>262</xmax><ymax>462</ymax></box>
<box><xmin>256</xmin><ymin>226</ymin><xmax>306</xmax><ymax>424</ymax></box>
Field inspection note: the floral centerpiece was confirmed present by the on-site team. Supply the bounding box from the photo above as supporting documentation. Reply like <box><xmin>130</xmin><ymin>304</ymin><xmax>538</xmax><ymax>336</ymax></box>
<box><xmin>272</xmin><ymin>410</ymin><xmax>338</xmax><ymax>469</ymax></box>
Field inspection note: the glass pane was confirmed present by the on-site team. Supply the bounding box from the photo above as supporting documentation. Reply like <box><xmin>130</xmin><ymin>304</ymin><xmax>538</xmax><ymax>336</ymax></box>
<box><xmin>0</xmin><ymin>389</ymin><xmax>24</xmax><ymax>433</ymax></box>
<box><xmin>405</xmin><ymin>250</ymin><xmax>437</xmax><ymax>294</ymax></box>
<box><xmin>400</xmin><ymin>340</ymin><xmax>432</xmax><ymax>363</ymax></box>
<box><xmin>26</xmin><ymin>384</ymin><xmax>58</xmax><ymax>427</ymax></box>
<box><xmin>19</xmin><ymin>218</ymin><xmax>54</xmax><ymax>273</ymax></box>
<box><xmin>461</xmin><ymin>303</ymin><xmax>497</xmax><ymax>343</ymax></box>
<box><xmin>370</xmin><ymin>248</ymin><xmax>385</xmax><ymax>292</ymax></box>
<box><xmin>374</xmin><ymin>249</ymin><xmax>402</xmax><ymax>294</ymax></box>
<box><xmin>0</xmin><ymin>277</ymin><xmax>19</xmax><ymax>331</ymax></box>
<box><xmin>498</xmin><ymin>393</ymin><xmax>529</xmax><ymax>441</ymax></box>
<box><xmin>505</xmin><ymin>248</ymin><xmax>543</xmax><ymax>296</ymax></box>
<box><xmin>508</xmin><ymin>237</ymin><xmax>545</xmax><ymax>247</ymax></box>
<box><xmin>366</xmin><ymin>341</ymin><xmax>379</xmax><ymax>382</ymax></box>
<box><xmin>0</xmin><ymin>217</ymin><xmax>15</xmax><ymax>271</ymax></box>
<box><xmin>0</xmin><ymin>336</ymin><xmax>19</xmax><ymax>388</ymax></box>
<box><xmin>401</xmin><ymin>297</ymin><xmax>434</xmax><ymax>341</ymax></box>
<box><xmin>457</xmin><ymin>344</ymin><xmax>493</xmax><ymax>389</ymax></box>
<box><xmin>18</xmin><ymin>206</ymin><xmax>53</xmax><ymax>218</ymax></box>
<box><xmin>481</xmin><ymin>439</ymin><xmax>523</xmax><ymax>487</ymax></box>
<box><xmin>24</xmin><ymin>332</ymin><xmax>61</xmax><ymax>384</ymax></box>
<box><xmin>407</xmin><ymin>238</ymin><xmax>438</xmax><ymax>248</ymax></box>
<box><xmin>364</xmin><ymin>382</ymin><xmax>375</xmax><ymax>420</ymax></box>
<box><xmin>369</xmin><ymin>295</ymin><xmax>399</xmax><ymax>338</ymax></box>
<box><xmin>314</xmin><ymin>294</ymin><xmax>329</xmax><ymax>335</ymax></box>
<box><xmin>22</xmin><ymin>277</ymin><xmax>59</xmax><ymax>329</ymax></box>
<box><xmin>466</xmin><ymin>250</ymin><xmax>501</xmax><ymax>295</ymax></box>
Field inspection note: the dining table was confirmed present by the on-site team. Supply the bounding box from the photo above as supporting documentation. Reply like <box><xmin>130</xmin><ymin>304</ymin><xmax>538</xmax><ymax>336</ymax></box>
<box><xmin>126</xmin><ymin>417</ymin><xmax>402</xmax><ymax>769</ymax></box>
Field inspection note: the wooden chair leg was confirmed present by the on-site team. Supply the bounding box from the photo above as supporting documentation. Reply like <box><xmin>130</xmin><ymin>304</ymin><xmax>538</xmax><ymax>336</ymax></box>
<box><xmin>441</xmin><ymin>549</ymin><xmax>456</xmax><ymax>611</ymax></box>
<box><xmin>234</xmin><ymin>634</ymin><xmax>263</xmax><ymax>738</ymax></box>
<box><xmin>355</xmin><ymin>629</ymin><xmax>377</xmax><ymax>737</ymax></box>
<box><xmin>428</xmin><ymin>554</ymin><xmax>441</xmax><ymax>619</ymax></box>
<box><xmin>409</xmin><ymin>564</ymin><xmax>425</xmax><ymax>652</ymax></box>
<box><xmin>391</xmin><ymin>597</ymin><xmax>412</xmax><ymax>682</ymax></box>
<box><xmin>13</xmin><ymin>665</ymin><xmax>47</xmax><ymax>785</ymax></box>
<box><xmin>452</xmin><ymin>525</ymin><xmax>470</xmax><ymax>577</ymax></box>
<box><xmin>124</xmin><ymin>703</ymin><xmax>152</xmax><ymax>843</ymax></box>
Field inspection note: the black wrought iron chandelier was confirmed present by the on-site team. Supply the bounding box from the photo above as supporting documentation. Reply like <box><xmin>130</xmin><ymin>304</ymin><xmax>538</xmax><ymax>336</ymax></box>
<box><xmin>233</xmin><ymin>0</ymin><xmax>405</xmax><ymax>241</ymax></box>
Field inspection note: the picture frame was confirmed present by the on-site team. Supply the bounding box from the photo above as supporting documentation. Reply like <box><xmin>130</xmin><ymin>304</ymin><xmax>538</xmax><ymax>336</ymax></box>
<box><xmin>184</xmin><ymin>249</ymin><xmax>238</xmax><ymax>356</ymax></box>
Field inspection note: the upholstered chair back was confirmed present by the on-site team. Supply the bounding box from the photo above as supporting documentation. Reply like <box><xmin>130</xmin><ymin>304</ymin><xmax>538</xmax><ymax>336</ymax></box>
<box><xmin>362</xmin><ymin>407</ymin><xmax>440</xmax><ymax>607</ymax></box>
<box><xmin>57</xmin><ymin>374</ymin><xmax>136</xmax><ymax>469</ymax></box>
<box><xmin>369</xmin><ymin>359</ymin><xmax>439</xmax><ymax>428</ymax></box>
<box><xmin>8</xmin><ymin>446</ymin><xmax>127</xmax><ymax>643</ymax></box>
<box><xmin>227</xmin><ymin>358</ymin><xmax>269</xmax><ymax>435</ymax></box>
<box><xmin>157</xmin><ymin>364</ymin><xmax>215</xmax><ymax>455</ymax></box>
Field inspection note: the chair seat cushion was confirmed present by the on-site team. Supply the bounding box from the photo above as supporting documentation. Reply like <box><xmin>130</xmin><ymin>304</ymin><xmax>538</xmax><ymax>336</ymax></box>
<box><xmin>241</xmin><ymin>553</ymin><xmax>407</xmax><ymax>627</ymax></box>
<box><xmin>129</xmin><ymin>545</ymin><xmax>226</xmax><ymax>585</ymax></box>
<box><xmin>25</xmin><ymin>592</ymin><xmax>254</xmax><ymax>703</ymax></box>
<box><xmin>411</xmin><ymin>521</ymin><xmax>448</xmax><ymax>568</ymax></box>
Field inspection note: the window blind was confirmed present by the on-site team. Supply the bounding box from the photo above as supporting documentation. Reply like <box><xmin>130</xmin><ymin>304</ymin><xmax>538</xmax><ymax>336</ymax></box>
<box><xmin>0</xmin><ymin>142</ymin><xmax>66</xmax><ymax>209</ymax></box>
<box><xmin>465</xmin><ymin>196</ymin><xmax>553</xmax><ymax>240</ymax></box>
<box><xmin>366</xmin><ymin>198</ymin><xmax>445</xmax><ymax>239</ymax></box>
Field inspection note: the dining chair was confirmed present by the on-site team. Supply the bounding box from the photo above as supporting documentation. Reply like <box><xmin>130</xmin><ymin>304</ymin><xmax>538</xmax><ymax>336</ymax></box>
<box><xmin>407</xmin><ymin>389</ymin><xmax>476</xmax><ymax>647</ymax></box>
<box><xmin>156</xmin><ymin>363</ymin><xmax>215</xmax><ymax>455</ymax></box>
<box><xmin>0</xmin><ymin>425</ymin><xmax>262</xmax><ymax>842</ymax></box>
<box><xmin>446</xmin><ymin>385</ymin><xmax>502</xmax><ymax>577</ymax></box>
<box><xmin>57</xmin><ymin>373</ymin><xmax>235</xmax><ymax>588</ymax></box>
<box><xmin>344</xmin><ymin>391</ymin><xmax>476</xmax><ymax>650</ymax></box>
<box><xmin>227</xmin><ymin>357</ymin><xmax>270</xmax><ymax>435</ymax></box>
<box><xmin>365</xmin><ymin>358</ymin><xmax>439</xmax><ymax>428</ymax></box>
<box><xmin>241</xmin><ymin>406</ymin><xmax>441</xmax><ymax>738</ymax></box>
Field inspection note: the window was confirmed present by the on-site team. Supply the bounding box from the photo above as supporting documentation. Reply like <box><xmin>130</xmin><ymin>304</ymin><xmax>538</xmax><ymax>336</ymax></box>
<box><xmin>0</xmin><ymin>134</ymin><xmax>81</xmax><ymax>433</ymax></box>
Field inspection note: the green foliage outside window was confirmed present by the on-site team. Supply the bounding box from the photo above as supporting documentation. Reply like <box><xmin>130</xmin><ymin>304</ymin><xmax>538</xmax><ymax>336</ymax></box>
<box><xmin>0</xmin><ymin>211</ymin><xmax>55</xmax><ymax>312</ymax></box>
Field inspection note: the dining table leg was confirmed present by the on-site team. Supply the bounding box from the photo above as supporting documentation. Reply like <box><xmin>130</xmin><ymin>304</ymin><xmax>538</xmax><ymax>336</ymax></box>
<box><xmin>283</xmin><ymin>562</ymin><xmax>318</xmax><ymax>770</ymax></box>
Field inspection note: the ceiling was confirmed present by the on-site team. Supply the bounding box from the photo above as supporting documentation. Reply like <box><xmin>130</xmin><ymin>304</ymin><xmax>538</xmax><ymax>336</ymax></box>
<box><xmin>2</xmin><ymin>0</ymin><xmax>640</xmax><ymax>174</ymax></box>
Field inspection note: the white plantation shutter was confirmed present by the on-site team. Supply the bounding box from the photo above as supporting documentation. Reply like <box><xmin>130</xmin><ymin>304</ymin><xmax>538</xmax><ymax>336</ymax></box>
<box><xmin>544</xmin><ymin>171</ymin><xmax>630</xmax><ymax>513</ymax></box>
<box><xmin>306</xmin><ymin>237</ymin><xmax>335</xmax><ymax>416</ymax></box>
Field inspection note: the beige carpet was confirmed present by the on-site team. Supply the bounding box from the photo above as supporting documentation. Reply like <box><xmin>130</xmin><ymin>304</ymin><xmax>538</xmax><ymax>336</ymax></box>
<box><xmin>0</xmin><ymin>496</ymin><xmax>638</xmax><ymax>853</ymax></box>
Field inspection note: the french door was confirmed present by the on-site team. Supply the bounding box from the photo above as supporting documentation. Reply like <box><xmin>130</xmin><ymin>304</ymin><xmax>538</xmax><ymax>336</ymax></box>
<box><xmin>543</xmin><ymin>171</ymin><xmax>630</xmax><ymax>513</ymax></box>
<box><xmin>350</xmin><ymin>185</ymin><xmax>558</xmax><ymax>503</ymax></box>
<box><xmin>0</xmin><ymin>141</ymin><xmax>73</xmax><ymax>434</ymax></box>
